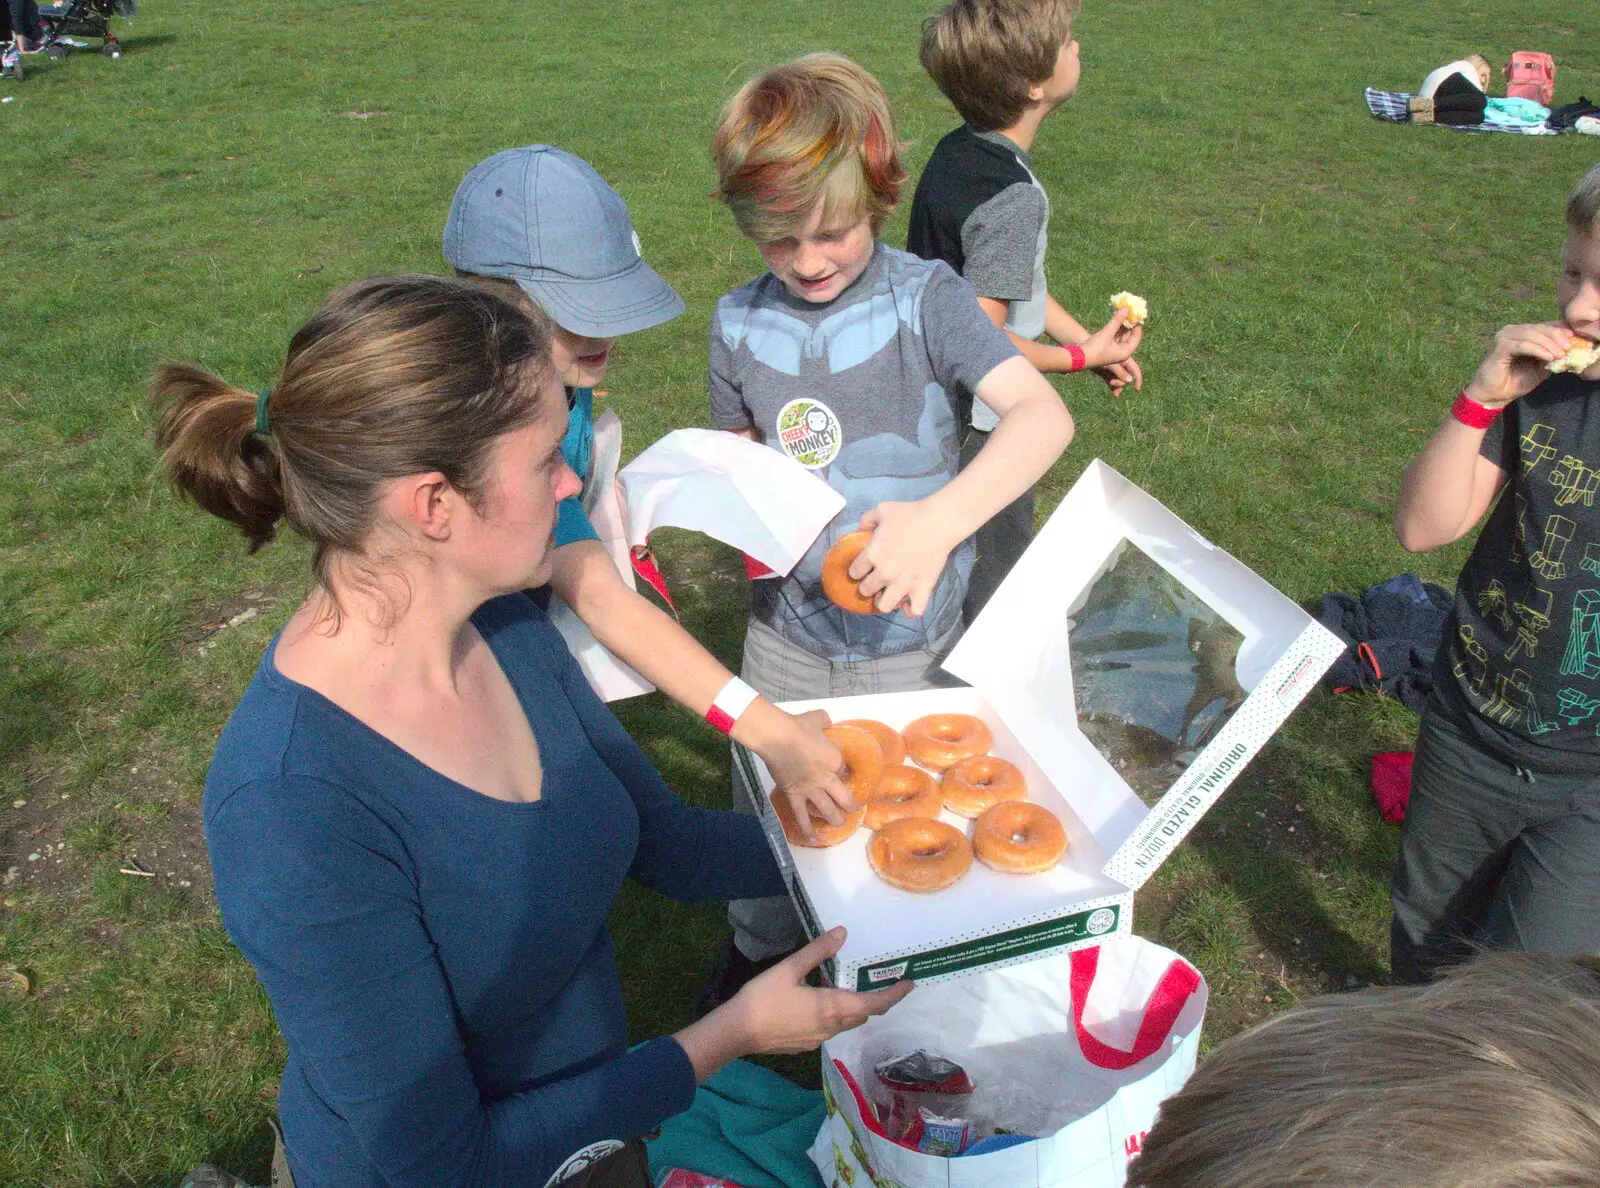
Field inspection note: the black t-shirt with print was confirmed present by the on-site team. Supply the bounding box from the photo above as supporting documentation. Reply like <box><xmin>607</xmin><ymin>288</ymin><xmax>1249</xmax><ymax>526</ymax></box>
<box><xmin>1433</xmin><ymin>372</ymin><xmax>1600</xmax><ymax>772</ymax></box>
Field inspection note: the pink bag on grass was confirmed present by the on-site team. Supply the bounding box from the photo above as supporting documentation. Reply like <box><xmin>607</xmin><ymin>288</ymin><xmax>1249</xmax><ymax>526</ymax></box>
<box><xmin>1505</xmin><ymin>52</ymin><xmax>1556</xmax><ymax>106</ymax></box>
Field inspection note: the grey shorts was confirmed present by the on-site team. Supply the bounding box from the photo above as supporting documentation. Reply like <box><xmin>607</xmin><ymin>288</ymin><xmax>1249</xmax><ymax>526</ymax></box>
<box><xmin>1390</xmin><ymin>707</ymin><xmax>1600</xmax><ymax>983</ymax></box>
<box><xmin>739</xmin><ymin>615</ymin><xmax>961</xmax><ymax>702</ymax></box>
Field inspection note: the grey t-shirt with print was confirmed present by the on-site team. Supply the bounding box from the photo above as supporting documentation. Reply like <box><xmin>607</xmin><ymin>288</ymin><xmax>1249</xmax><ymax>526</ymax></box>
<box><xmin>709</xmin><ymin>243</ymin><xmax>1019</xmax><ymax>663</ymax></box>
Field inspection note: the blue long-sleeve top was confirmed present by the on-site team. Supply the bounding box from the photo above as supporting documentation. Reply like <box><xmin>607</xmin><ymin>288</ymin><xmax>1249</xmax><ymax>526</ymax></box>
<box><xmin>203</xmin><ymin>593</ymin><xmax>787</xmax><ymax>1188</ymax></box>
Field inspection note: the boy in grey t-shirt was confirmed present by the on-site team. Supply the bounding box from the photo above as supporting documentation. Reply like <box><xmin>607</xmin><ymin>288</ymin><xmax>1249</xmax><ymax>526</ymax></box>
<box><xmin>701</xmin><ymin>53</ymin><xmax>1076</xmax><ymax>994</ymax></box>
<box><xmin>709</xmin><ymin>240</ymin><xmax>1019</xmax><ymax>664</ymax></box>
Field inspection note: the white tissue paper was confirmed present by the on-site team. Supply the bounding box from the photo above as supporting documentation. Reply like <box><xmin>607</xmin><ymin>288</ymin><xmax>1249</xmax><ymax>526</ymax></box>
<box><xmin>618</xmin><ymin>429</ymin><xmax>844</xmax><ymax>578</ymax></box>
<box><xmin>550</xmin><ymin>424</ymin><xmax>844</xmax><ymax>702</ymax></box>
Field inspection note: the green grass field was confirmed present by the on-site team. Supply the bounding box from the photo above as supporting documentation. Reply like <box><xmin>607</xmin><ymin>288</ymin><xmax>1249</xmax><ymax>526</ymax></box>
<box><xmin>2</xmin><ymin>0</ymin><xmax>1598</xmax><ymax>1182</ymax></box>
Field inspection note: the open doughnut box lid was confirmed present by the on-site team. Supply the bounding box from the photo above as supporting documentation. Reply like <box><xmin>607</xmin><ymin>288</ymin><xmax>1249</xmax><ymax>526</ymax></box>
<box><xmin>734</xmin><ymin>460</ymin><xmax>1346</xmax><ymax>990</ymax></box>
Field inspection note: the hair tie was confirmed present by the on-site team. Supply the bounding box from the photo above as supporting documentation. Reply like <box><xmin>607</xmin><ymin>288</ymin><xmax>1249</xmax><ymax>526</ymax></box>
<box><xmin>254</xmin><ymin>389</ymin><xmax>273</xmax><ymax>437</ymax></box>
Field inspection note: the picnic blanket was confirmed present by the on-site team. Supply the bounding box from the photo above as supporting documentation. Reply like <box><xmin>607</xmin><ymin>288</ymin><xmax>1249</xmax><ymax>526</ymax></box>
<box><xmin>1365</xmin><ymin>87</ymin><xmax>1558</xmax><ymax>135</ymax></box>
<box><xmin>647</xmin><ymin>1059</ymin><xmax>826</xmax><ymax>1188</ymax></box>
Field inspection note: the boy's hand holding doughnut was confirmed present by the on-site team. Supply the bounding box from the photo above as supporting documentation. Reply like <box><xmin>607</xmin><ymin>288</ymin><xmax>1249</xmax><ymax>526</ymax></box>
<box><xmin>846</xmin><ymin>501</ymin><xmax>966</xmax><ymax>618</ymax></box>
<box><xmin>1467</xmin><ymin>322</ymin><xmax>1593</xmax><ymax>409</ymax></box>
<box><xmin>1087</xmin><ymin>297</ymin><xmax>1147</xmax><ymax>396</ymax></box>
<box><xmin>1079</xmin><ymin>306</ymin><xmax>1144</xmax><ymax>377</ymax></box>
<box><xmin>1396</xmin><ymin>322</ymin><xmax>1591</xmax><ymax>554</ymax></box>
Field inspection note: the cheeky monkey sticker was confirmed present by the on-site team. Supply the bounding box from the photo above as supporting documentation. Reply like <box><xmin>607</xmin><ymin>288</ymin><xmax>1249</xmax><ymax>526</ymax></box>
<box><xmin>776</xmin><ymin>398</ymin><xmax>843</xmax><ymax>469</ymax></box>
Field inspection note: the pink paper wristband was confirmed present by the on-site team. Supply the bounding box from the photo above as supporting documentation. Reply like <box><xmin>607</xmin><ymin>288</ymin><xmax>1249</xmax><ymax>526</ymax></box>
<box><xmin>1451</xmin><ymin>388</ymin><xmax>1502</xmax><ymax>430</ymax></box>
<box><xmin>1065</xmin><ymin>343</ymin><xmax>1087</xmax><ymax>373</ymax></box>
<box><xmin>706</xmin><ymin>676</ymin><xmax>760</xmax><ymax>735</ymax></box>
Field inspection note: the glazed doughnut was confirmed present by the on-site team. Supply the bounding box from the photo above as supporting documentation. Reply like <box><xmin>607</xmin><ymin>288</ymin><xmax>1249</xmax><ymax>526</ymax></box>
<box><xmin>835</xmin><ymin>718</ymin><xmax>907</xmax><ymax>766</ymax></box>
<box><xmin>1550</xmin><ymin>336</ymin><xmax>1600</xmax><ymax>374</ymax></box>
<box><xmin>821</xmin><ymin>530</ymin><xmax>878</xmax><ymax>615</ymax></box>
<box><xmin>973</xmin><ymin>802</ymin><xmax>1067</xmax><ymax>874</ymax></box>
<box><xmin>941</xmin><ymin>755</ymin><xmax>1027</xmax><ymax>818</ymax></box>
<box><xmin>901</xmin><ymin>713</ymin><xmax>993</xmax><ymax>772</ymax></box>
<box><xmin>863</xmin><ymin>766</ymin><xmax>942</xmax><ymax>832</ymax></box>
<box><xmin>768</xmin><ymin>788</ymin><xmax>865</xmax><ymax>848</ymax></box>
<box><xmin>825</xmin><ymin>724</ymin><xmax>886</xmax><ymax>802</ymax></box>
<box><xmin>868</xmin><ymin>817</ymin><xmax>973</xmax><ymax>893</ymax></box>
<box><xmin>1109</xmin><ymin>291</ymin><xmax>1148</xmax><ymax>327</ymax></box>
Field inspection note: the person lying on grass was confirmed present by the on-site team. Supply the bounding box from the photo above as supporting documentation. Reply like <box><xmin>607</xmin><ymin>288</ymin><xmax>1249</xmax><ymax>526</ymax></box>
<box><xmin>1390</xmin><ymin>162</ymin><xmax>1600</xmax><ymax>986</ymax></box>
<box><xmin>443</xmin><ymin>145</ymin><xmax>853</xmax><ymax>847</ymax></box>
<box><xmin>153</xmin><ymin>275</ymin><xmax>911</xmax><ymax>1188</ymax></box>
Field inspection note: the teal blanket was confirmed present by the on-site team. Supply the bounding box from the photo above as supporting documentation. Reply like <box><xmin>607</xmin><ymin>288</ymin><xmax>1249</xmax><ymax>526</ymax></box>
<box><xmin>647</xmin><ymin>1060</ymin><xmax>826</xmax><ymax>1188</ymax></box>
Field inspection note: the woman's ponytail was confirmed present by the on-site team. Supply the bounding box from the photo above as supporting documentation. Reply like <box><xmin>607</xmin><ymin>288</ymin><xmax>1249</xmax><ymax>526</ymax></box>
<box><xmin>152</xmin><ymin>362</ymin><xmax>285</xmax><ymax>553</ymax></box>
<box><xmin>151</xmin><ymin>276</ymin><xmax>551</xmax><ymax>597</ymax></box>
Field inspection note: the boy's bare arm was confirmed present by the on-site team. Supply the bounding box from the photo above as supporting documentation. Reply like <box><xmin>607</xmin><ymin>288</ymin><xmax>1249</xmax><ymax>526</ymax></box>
<box><xmin>977</xmin><ymin>295</ymin><xmax>1143</xmax><ymax>393</ymax></box>
<box><xmin>1394</xmin><ymin>321</ymin><xmax>1570</xmax><ymax>550</ymax></box>
<box><xmin>1042</xmin><ymin>294</ymin><xmax>1089</xmax><ymax>345</ymax></box>
<box><xmin>978</xmin><ymin>295</ymin><xmax>1081</xmax><ymax>373</ymax></box>
<box><xmin>1045</xmin><ymin>295</ymin><xmax>1143</xmax><ymax>394</ymax></box>
<box><xmin>549</xmin><ymin>539</ymin><xmax>851</xmax><ymax>832</ymax></box>
<box><xmin>851</xmin><ymin>355</ymin><xmax>1072</xmax><ymax>615</ymax></box>
<box><xmin>1394</xmin><ymin>424</ymin><xmax>1506</xmax><ymax>551</ymax></box>
<box><xmin>955</xmin><ymin>353</ymin><xmax>1076</xmax><ymax>513</ymax></box>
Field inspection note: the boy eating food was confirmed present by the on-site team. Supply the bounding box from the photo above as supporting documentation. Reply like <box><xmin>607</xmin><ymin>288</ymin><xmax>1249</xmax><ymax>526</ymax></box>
<box><xmin>1391</xmin><ymin>163</ymin><xmax>1600</xmax><ymax>983</ymax></box>
<box><xmin>908</xmin><ymin>0</ymin><xmax>1144</xmax><ymax>621</ymax></box>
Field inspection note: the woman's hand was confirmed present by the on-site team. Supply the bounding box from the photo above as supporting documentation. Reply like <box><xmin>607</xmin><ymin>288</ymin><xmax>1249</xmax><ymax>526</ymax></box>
<box><xmin>1467</xmin><ymin>322</ymin><xmax>1576</xmax><ymax>407</ymax></box>
<box><xmin>674</xmin><ymin>929</ymin><xmax>912</xmax><ymax>1081</ymax></box>
<box><xmin>731</xmin><ymin>928</ymin><xmax>913</xmax><ymax>1054</ymax></box>
<box><xmin>760</xmin><ymin>709</ymin><xmax>854</xmax><ymax>843</ymax></box>
<box><xmin>848</xmin><ymin>503</ymin><xmax>962</xmax><ymax>618</ymax></box>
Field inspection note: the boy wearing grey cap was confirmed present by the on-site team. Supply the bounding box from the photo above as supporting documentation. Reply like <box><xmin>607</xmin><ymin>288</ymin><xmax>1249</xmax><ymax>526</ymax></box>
<box><xmin>444</xmin><ymin>146</ymin><xmax>852</xmax><ymax>834</ymax></box>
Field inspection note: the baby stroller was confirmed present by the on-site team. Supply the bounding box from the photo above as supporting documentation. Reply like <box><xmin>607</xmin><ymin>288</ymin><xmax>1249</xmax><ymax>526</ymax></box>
<box><xmin>38</xmin><ymin>0</ymin><xmax>134</xmax><ymax>58</ymax></box>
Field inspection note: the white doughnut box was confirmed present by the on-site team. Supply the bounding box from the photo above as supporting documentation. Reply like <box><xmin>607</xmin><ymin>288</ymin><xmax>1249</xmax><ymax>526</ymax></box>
<box><xmin>733</xmin><ymin>459</ymin><xmax>1346</xmax><ymax>991</ymax></box>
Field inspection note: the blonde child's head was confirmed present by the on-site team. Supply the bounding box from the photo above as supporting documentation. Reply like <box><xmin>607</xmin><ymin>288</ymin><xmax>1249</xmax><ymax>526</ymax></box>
<box><xmin>1127</xmin><ymin>953</ymin><xmax>1600</xmax><ymax>1188</ymax></box>
<box><xmin>710</xmin><ymin>53</ymin><xmax>907</xmax><ymax>244</ymax></box>
<box><xmin>1566</xmin><ymin>163</ymin><xmax>1600</xmax><ymax>238</ymax></box>
<box><xmin>1560</xmin><ymin>164</ymin><xmax>1600</xmax><ymax>355</ymax></box>
<box><xmin>920</xmin><ymin>0</ymin><xmax>1081</xmax><ymax>131</ymax></box>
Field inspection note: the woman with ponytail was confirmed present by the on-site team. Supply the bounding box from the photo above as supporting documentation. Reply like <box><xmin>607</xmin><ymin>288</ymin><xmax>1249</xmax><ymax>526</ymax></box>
<box><xmin>157</xmin><ymin>275</ymin><xmax>910</xmax><ymax>1188</ymax></box>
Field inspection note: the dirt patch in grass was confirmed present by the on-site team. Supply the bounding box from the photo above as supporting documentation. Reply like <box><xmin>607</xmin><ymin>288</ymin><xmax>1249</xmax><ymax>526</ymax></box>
<box><xmin>179</xmin><ymin>584</ymin><xmax>294</xmax><ymax>660</ymax></box>
<box><xmin>3</xmin><ymin>747</ymin><xmax>213</xmax><ymax>922</ymax></box>
<box><xmin>0</xmin><ymin>583</ymin><xmax>304</xmax><ymax>947</ymax></box>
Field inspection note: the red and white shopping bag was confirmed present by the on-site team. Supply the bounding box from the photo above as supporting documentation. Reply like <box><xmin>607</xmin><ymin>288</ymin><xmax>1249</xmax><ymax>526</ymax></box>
<box><xmin>810</xmin><ymin>937</ymin><xmax>1206</xmax><ymax>1188</ymax></box>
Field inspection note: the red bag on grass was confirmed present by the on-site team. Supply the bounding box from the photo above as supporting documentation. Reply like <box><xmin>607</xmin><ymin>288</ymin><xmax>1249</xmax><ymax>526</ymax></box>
<box><xmin>1371</xmin><ymin>751</ymin><xmax>1414</xmax><ymax>824</ymax></box>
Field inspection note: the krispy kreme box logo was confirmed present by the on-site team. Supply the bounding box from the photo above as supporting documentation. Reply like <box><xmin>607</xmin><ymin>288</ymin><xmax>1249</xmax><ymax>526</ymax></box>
<box><xmin>1273</xmin><ymin>653</ymin><xmax>1321</xmax><ymax>705</ymax></box>
<box><xmin>1131</xmin><ymin>741</ymin><xmax>1250</xmax><ymax>870</ymax></box>
<box><xmin>775</xmin><ymin>398</ymin><xmax>842</xmax><ymax>469</ymax></box>
<box><xmin>865</xmin><ymin>960</ymin><xmax>909</xmax><ymax>984</ymax></box>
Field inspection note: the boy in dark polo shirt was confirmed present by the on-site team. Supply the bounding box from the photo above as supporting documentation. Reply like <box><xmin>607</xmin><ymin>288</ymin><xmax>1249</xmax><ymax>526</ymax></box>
<box><xmin>908</xmin><ymin>0</ymin><xmax>1143</xmax><ymax>621</ymax></box>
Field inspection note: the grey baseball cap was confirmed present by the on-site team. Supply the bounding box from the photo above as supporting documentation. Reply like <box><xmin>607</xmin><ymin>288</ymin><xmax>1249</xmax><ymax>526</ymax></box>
<box><xmin>443</xmin><ymin>146</ymin><xmax>685</xmax><ymax>338</ymax></box>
